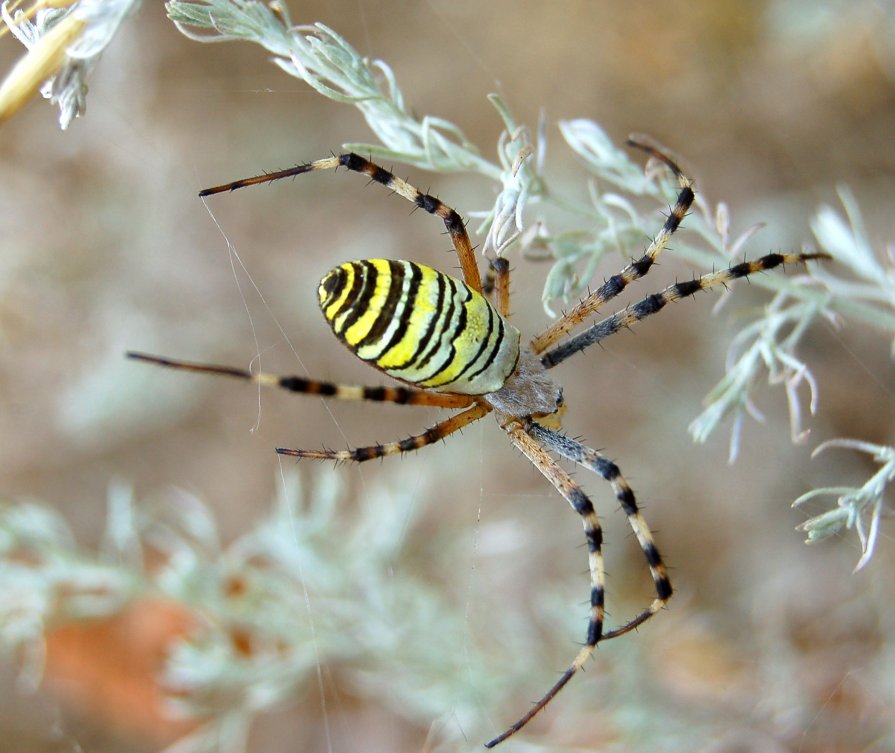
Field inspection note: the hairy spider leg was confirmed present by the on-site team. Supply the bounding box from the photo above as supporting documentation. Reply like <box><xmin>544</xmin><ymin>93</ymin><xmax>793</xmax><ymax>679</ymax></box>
<box><xmin>540</xmin><ymin>251</ymin><xmax>829</xmax><ymax>369</ymax></box>
<box><xmin>486</xmin><ymin>256</ymin><xmax>512</xmax><ymax>317</ymax></box>
<box><xmin>276</xmin><ymin>401</ymin><xmax>491</xmax><ymax>461</ymax></box>
<box><xmin>199</xmin><ymin>153</ymin><xmax>483</xmax><ymax>292</ymax></box>
<box><xmin>527</xmin><ymin>421</ymin><xmax>672</xmax><ymax>637</ymax></box>
<box><xmin>530</xmin><ymin>138</ymin><xmax>695</xmax><ymax>354</ymax></box>
<box><xmin>126</xmin><ymin>351</ymin><xmax>474</xmax><ymax>408</ymax></box>
<box><xmin>487</xmin><ymin>422</ymin><xmax>609</xmax><ymax>748</ymax></box>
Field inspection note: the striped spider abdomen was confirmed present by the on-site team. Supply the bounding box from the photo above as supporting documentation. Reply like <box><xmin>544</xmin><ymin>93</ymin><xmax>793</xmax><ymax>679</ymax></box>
<box><xmin>319</xmin><ymin>258</ymin><xmax>521</xmax><ymax>395</ymax></box>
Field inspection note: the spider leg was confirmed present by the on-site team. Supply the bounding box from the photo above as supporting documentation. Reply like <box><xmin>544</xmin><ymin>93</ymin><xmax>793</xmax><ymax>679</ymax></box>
<box><xmin>277</xmin><ymin>401</ymin><xmax>491</xmax><ymax>461</ymax></box>
<box><xmin>530</xmin><ymin>138</ymin><xmax>694</xmax><ymax>354</ymax></box>
<box><xmin>540</xmin><ymin>251</ymin><xmax>828</xmax><ymax>369</ymax></box>
<box><xmin>487</xmin><ymin>421</ymin><xmax>607</xmax><ymax>748</ymax></box>
<box><xmin>483</xmin><ymin>257</ymin><xmax>512</xmax><ymax>317</ymax></box>
<box><xmin>199</xmin><ymin>154</ymin><xmax>483</xmax><ymax>292</ymax></box>
<box><xmin>126</xmin><ymin>352</ymin><xmax>474</xmax><ymax>409</ymax></box>
<box><xmin>525</xmin><ymin>421</ymin><xmax>672</xmax><ymax>639</ymax></box>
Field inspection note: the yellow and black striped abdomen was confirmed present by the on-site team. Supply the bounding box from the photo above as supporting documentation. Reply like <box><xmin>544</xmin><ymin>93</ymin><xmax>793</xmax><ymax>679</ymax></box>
<box><xmin>318</xmin><ymin>259</ymin><xmax>521</xmax><ymax>395</ymax></box>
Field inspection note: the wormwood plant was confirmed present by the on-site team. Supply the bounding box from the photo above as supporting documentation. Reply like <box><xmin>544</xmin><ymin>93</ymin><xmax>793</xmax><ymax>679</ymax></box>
<box><xmin>1</xmin><ymin>0</ymin><xmax>894</xmax><ymax>750</ymax></box>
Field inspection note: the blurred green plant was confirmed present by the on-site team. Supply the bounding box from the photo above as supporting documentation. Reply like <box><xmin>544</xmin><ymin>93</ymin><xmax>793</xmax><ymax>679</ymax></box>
<box><xmin>0</xmin><ymin>471</ymin><xmax>546</xmax><ymax>753</ymax></box>
<box><xmin>2</xmin><ymin>472</ymin><xmax>890</xmax><ymax>752</ymax></box>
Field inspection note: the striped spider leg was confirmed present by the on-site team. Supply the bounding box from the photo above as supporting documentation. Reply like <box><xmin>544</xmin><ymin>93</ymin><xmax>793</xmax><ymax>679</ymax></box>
<box><xmin>125</xmin><ymin>350</ymin><xmax>488</xmax><ymax>462</ymax></box>
<box><xmin>533</xmin><ymin>137</ymin><xmax>828</xmax><ymax>368</ymax></box>
<box><xmin>530</xmin><ymin>138</ymin><xmax>696</xmax><ymax>354</ymax></box>
<box><xmin>130</xmin><ymin>142</ymin><xmax>826</xmax><ymax>749</ymax></box>
<box><xmin>199</xmin><ymin>153</ymin><xmax>484</xmax><ymax>293</ymax></box>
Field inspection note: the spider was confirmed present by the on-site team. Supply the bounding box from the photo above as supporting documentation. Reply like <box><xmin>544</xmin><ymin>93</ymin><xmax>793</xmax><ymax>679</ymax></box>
<box><xmin>128</xmin><ymin>139</ymin><xmax>824</xmax><ymax>747</ymax></box>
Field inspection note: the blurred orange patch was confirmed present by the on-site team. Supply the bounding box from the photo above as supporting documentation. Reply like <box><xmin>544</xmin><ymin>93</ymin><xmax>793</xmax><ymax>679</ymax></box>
<box><xmin>44</xmin><ymin>598</ymin><xmax>198</xmax><ymax>745</ymax></box>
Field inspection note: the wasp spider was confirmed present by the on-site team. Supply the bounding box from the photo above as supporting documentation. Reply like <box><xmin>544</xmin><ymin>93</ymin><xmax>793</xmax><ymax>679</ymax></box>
<box><xmin>128</xmin><ymin>140</ymin><xmax>824</xmax><ymax>747</ymax></box>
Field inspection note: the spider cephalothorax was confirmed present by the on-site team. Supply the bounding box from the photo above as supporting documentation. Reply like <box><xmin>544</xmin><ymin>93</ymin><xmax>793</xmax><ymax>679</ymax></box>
<box><xmin>128</xmin><ymin>141</ymin><xmax>824</xmax><ymax>747</ymax></box>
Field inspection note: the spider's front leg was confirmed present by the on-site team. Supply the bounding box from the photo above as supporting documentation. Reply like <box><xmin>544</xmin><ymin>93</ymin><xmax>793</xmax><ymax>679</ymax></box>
<box><xmin>199</xmin><ymin>153</ymin><xmax>484</xmax><ymax>292</ymax></box>
<box><xmin>530</xmin><ymin>138</ymin><xmax>695</xmax><ymax>354</ymax></box>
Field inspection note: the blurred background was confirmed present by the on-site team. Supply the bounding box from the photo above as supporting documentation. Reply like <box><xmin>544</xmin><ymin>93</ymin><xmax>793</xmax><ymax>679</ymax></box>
<box><xmin>1</xmin><ymin>1</ymin><xmax>894</xmax><ymax>752</ymax></box>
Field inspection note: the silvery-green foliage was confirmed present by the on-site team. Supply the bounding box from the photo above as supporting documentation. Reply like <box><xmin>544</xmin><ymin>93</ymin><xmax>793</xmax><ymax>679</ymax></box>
<box><xmin>0</xmin><ymin>483</ymin><xmax>142</xmax><ymax>688</ymax></box>
<box><xmin>793</xmin><ymin>440</ymin><xmax>895</xmax><ymax>571</ymax></box>
<box><xmin>0</xmin><ymin>471</ymin><xmax>546</xmax><ymax>752</ymax></box>
<box><xmin>788</xmin><ymin>190</ymin><xmax>895</xmax><ymax>570</ymax></box>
